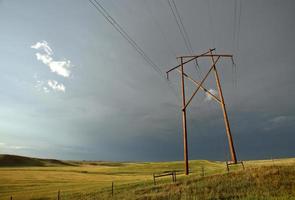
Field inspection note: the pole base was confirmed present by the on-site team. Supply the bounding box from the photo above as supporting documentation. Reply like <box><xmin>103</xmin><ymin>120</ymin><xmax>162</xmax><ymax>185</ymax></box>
<box><xmin>226</xmin><ymin>160</ymin><xmax>245</xmax><ymax>172</ymax></box>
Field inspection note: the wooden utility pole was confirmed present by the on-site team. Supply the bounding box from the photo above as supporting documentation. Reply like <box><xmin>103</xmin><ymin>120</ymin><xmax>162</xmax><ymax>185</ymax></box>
<box><xmin>180</xmin><ymin>57</ymin><xmax>189</xmax><ymax>175</ymax></box>
<box><xmin>210</xmin><ymin>50</ymin><xmax>237</xmax><ymax>163</ymax></box>
<box><xmin>166</xmin><ymin>49</ymin><xmax>239</xmax><ymax>174</ymax></box>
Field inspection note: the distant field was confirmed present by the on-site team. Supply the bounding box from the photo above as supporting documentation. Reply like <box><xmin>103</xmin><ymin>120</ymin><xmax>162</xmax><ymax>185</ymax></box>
<box><xmin>0</xmin><ymin>155</ymin><xmax>294</xmax><ymax>200</ymax></box>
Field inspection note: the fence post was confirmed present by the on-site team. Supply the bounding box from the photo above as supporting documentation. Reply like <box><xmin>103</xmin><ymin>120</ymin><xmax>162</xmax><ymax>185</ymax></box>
<box><xmin>171</xmin><ymin>172</ymin><xmax>174</xmax><ymax>182</ymax></box>
<box><xmin>57</xmin><ymin>190</ymin><xmax>60</xmax><ymax>200</ymax></box>
<box><xmin>153</xmin><ymin>173</ymin><xmax>156</xmax><ymax>185</ymax></box>
<box><xmin>173</xmin><ymin>171</ymin><xmax>176</xmax><ymax>182</ymax></box>
<box><xmin>111</xmin><ymin>182</ymin><xmax>114</xmax><ymax>196</ymax></box>
<box><xmin>272</xmin><ymin>157</ymin><xmax>275</xmax><ymax>167</ymax></box>
<box><xmin>201</xmin><ymin>166</ymin><xmax>205</xmax><ymax>177</ymax></box>
<box><xmin>241</xmin><ymin>161</ymin><xmax>245</xmax><ymax>170</ymax></box>
<box><xmin>172</xmin><ymin>172</ymin><xmax>174</xmax><ymax>182</ymax></box>
<box><xmin>10</xmin><ymin>196</ymin><xmax>12</xmax><ymax>200</ymax></box>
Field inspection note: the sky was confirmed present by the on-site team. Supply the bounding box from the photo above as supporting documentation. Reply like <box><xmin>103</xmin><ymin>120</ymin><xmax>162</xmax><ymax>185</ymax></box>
<box><xmin>0</xmin><ymin>0</ymin><xmax>294</xmax><ymax>161</ymax></box>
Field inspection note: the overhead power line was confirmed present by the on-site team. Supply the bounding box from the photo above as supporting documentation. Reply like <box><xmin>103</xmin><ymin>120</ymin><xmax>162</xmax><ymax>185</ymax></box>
<box><xmin>89</xmin><ymin>0</ymin><xmax>163</xmax><ymax>76</ymax></box>
<box><xmin>143</xmin><ymin>0</ymin><xmax>177</xmax><ymax>59</ymax></box>
<box><xmin>166</xmin><ymin>0</ymin><xmax>201</xmax><ymax>73</ymax></box>
<box><xmin>88</xmin><ymin>0</ymin><xmax>179</xmax><ymax>98</ymax></box>
<box><xmin>167</xmin><ymin>0</ymin><xmax>193</xmax><ymax>54</ymax></box>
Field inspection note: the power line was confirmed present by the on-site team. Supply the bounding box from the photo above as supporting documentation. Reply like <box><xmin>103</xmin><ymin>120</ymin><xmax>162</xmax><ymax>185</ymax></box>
<box><xmin>172</xmin><ymin>0</ymin><xmax>195</xmax><ymax>55</ymax></box>
<box><xmin>88</xmin><ymin>0</ymin><xmax>179</xmax><ymax>98</ymax></box>
<box><xmin>166</xmin><ymin>0</ymin><xmax>201</xmax><ymax>73</ymax></box>
<box><xmin>89</xmin><ymin>0</ymin><xmax>163</xmax><ymax>76</ymax></box>
<box><xmin>167</xmin><ymin>0</ymin><xmax>192</xmax><ymax>54</ymax></box>
<box><xmin>171</xmin><ymin>0</ymin><xmax>202</xmax><ymax>72</ymax></box>
<box><xmin>143</xmin><ymin>0</ymin><xmax>177</xmax><ymax>59</ymax></box>
<box><xmin>142</xmin><ymin>0</ymin><xmax>180</xmax><ymax>100</ymax></box>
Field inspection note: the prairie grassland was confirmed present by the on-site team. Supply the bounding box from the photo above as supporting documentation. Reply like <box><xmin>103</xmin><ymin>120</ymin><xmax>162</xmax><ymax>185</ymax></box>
<box><xmin>0</xmin><ymin>158</ymin><xmax>294</xmax><ymax>200</ymax></box>
<box><xmin>132</xmin><ymin>163</ymin><xmax>295</xmax><ymax>200</ymax></box>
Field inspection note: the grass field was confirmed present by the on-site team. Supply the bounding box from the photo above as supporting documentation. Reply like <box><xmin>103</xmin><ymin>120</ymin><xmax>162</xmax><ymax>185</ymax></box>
<box><xmin>0</xmin><ymin>155</ymin><xmax>294</xmax><ymax>200</ymax></box>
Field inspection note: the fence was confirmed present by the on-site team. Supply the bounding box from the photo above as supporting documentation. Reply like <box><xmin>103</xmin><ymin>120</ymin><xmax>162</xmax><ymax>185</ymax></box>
<box><xmin>153</xmin><ymin>171</ymin><xmax>177</xmax><ymax>185</ymax></box>
<box><xmin>5</xmin><ymin>164</ymin><xmax>248</xmax><ymax>199</ymax></box>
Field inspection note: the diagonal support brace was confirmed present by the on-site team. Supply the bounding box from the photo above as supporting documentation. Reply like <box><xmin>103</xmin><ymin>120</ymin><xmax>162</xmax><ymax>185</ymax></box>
<box><xmin>183</xmin><ymin>56</ymin><xmax>221</xmax><ymax>110</ymax></box>
<box><xmin>176</xmin><ymin>69</ymin><xmax>221</xmax><ymax>104</ymax></box>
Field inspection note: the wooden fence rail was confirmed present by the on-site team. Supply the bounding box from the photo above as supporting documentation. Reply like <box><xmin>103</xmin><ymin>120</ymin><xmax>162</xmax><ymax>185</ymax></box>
<box><xmin>153</xmin><ymin>171</ymin><xmax>176</xmax><ymax>185</ymax></box>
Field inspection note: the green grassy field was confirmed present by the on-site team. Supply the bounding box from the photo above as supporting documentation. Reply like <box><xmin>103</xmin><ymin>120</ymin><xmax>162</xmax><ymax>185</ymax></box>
<box><xmin>0</xmin><ymin>155</ymin><xmax>294</xmax><ymax>200</ymax></box>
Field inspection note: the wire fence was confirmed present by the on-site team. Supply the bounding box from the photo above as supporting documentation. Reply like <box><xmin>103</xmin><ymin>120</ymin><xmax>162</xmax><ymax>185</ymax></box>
<box><xmin>4</xmin><ymin>163</ymin><xmax>248</xmax><ymax>200</ymax></box>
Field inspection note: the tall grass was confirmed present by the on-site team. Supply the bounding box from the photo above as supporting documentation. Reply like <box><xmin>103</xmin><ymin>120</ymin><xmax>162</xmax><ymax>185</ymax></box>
<box><xmin>0</xmin><ymin>158</ymin><xmax>294</xmax><ymax>200</ymax></box>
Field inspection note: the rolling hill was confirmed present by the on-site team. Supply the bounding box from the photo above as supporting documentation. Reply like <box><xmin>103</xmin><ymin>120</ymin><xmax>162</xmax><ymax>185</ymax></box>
<box><xmin>0</xmin><ymin>154</ymin><xmax>74</xmax><ymax>167</ymax></box>
<box><xmin>0</xmin><ymin>155</ymin><xmax>294</xmax><ymax>199</ymax></box>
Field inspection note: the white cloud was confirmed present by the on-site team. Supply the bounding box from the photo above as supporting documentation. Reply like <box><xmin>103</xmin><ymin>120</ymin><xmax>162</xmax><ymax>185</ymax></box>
<box><xmin>205</xmin><ymin>89</ymin><xmax>218</xmax><ymax>101</ymax></box>
<box><xmin>31</xmin><ymin>40</ymin><xmax>72</xmax><ymax>93</ymax></box>
<box><xmin>35</xmin><ymin>52</ymin><xmax>53</xmax><ymax>65</ymax></box>
<box><xmin>48</xmin><ymin>60</ymin><xmax>71</xmax><ymax>77</ymax></box>
<box><xmin>31</xmin><ymin>41</ymin><xmax>71</xmax><ymax>78</ymax></box>
<box><xmin>47</xmin><ymin>80</ymin><xmax>66</xmax><ymax>92</ymax></box>
<box><xmin>31</xmin><ymin>40</ymin><xmax>53</xmax><ymax>55</ymax></box>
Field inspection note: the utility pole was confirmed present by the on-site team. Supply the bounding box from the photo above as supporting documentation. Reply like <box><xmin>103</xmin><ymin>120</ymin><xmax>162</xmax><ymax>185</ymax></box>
<box><xmin>180</xmin><ymin>57</ymin><xmax>189</xmax><ymax>175</ymax></box>
<box><xmin>166</xmin><ymin>49</ymin><xmax>239</xmax><ymax>174</ymax></box>
<box><xmin>210</xmin><ymin>49</ymin><xmax>237</xmax><ymax>163</ymax></box>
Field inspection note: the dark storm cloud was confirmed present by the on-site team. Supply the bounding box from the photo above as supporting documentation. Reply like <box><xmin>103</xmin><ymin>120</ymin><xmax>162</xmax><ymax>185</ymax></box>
<box><xmin>0</xmin><ymin>0</ymin><xmax>294</xmax><ymax>161</ymax></box>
